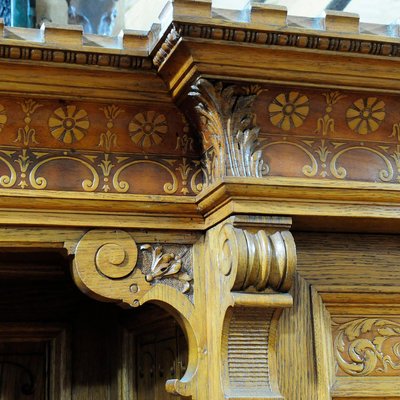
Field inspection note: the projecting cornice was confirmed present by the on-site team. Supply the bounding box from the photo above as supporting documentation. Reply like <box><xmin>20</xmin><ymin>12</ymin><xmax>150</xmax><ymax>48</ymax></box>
<box><xmin>0</xmin><ymin>3</ymin><xmax>399</xmax><ymax>234</ymax></box>
<box><xmin>154</xmin><ymin>4</ymin><xmax>400</xmax><ymax>97</ymax></box>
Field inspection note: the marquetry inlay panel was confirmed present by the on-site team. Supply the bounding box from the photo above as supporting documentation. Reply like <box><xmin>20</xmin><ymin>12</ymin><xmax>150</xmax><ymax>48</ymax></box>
<box><xmin>0</xmin><ymin>96</ymin><xmax>201</xmax><ymax>195</ymax></box>
<box><xmin>187</xmin><ymin>79</ymin><xmax>400</xmax><ymax>187</ymax></box>
<box><xmin>254</xmin><ymin>87</ymin><xmax>400</xmax><ymax>184</ymax></box>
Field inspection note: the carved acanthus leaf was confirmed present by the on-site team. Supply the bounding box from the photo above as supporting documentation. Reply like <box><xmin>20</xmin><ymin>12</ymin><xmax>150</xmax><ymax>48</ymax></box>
<box><xmin>140</xmin><ymin>244</ymin><xmax>192</xmax><ymax>293</ymax></box>
<box><xmin>188</xmin><ymin>78</ymin><xmax>267</xmax><ymax>180</ymax></box>
<box><xmin>334</xmin><ymin>318</ymin><xmax>400</xmax><ymax>376</ymax></box>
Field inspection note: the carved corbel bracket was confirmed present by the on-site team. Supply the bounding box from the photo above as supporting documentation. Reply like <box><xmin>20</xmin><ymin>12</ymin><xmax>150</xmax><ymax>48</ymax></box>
<box><xmin>71</xmin><ymin>229</ymin><xmax>194</xmax><ymax>308</ymax></box>
<box><xmin>203</xmin><ymin>215</ymin><xmax>296</xmax><ymax>399</ymax></box>
<box><xmin>188</xmin><ymin>78</ymin><xmax>268</xmax><ymax>184</ymax></box>
<box><xmin>69</xmin><ymin>218</ymin><xmax>296</xmax><ymax>400</ymax></box>
<box><xmin>217</xmin><ymin>216</ymin><xmax>296</xmax><ymax>294</ymax></box>
<box><xmin>70</xmin><ymin>229</ymin><xmax>200</xmax><ymax>398</ymax></box>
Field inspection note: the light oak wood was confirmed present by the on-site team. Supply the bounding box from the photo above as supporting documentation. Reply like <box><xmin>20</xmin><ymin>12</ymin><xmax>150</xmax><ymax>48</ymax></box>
<box><xmin>0</xmin><ymin>4</ymin><xmax>400</xmax><ymax>399</ymax></box>
<box><xmin>67</xmin><ymin>215</ymin><xmax>296</xmax><ymax>399</ymax></box>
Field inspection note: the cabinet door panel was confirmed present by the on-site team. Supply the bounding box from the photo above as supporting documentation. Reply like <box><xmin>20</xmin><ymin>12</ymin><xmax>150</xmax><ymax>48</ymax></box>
<box><xmin>0</xmin><ymin>342</ymin><xmax>47</xmax><ymax>400</ymax></box>
<box><xmin>137</xmin><ymin>343</ymin><xmax>156</xmax><ymax>400</ymax></box>
<box><xmin>155</xmin><ymin>338</ymin><xmax>177</xmax><ymax>400</ymax></box>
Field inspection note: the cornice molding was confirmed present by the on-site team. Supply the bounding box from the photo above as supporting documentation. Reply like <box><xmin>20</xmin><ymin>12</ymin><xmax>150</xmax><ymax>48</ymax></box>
<box><xmin>154</xmin><ymin>15</ymin><xmax>400</xmax><ymax>97</ymax></box>
<box><xmin>0</xmin><ymin>42</ymin><xmax>152</xmax><ymax>70</ymax></box>
<box><xmin>170</xmin><ymin>19</ymin><xmax>400</xmax><ymax>60</ymax></box>
<box><xmin>1</xmin><ymin>6</ymin><xmax>400</xmax><ymax>74</ymax></box>
<box><xmin>0</xmin><ymin>177</ymin><xmax>397</xmax><ymax>233</ymax></box>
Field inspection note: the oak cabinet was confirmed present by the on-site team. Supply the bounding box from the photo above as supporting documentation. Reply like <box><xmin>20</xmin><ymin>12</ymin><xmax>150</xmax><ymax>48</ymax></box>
<box><xmin>0</xmin><ymin>252</ymin><xmax>187</xmax><ymax>400</ymax></box>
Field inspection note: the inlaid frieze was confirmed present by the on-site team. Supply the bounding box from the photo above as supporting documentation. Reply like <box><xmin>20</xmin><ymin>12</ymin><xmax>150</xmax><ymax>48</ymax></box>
<box><xmin>0</xmin><ymin>96</ymin><xmax>201</xmax><ymax>195</ymax></box>
<box><xmin>254</xmin><ymin>87</ymin><xmax>400</xmax><ymax>184</ymax></box>
<box><xmin>190</xmin><ymin>81</ymin><xmax>400</xmax><ymax>186</ymax></box>
<box><xmin>0</xmin><ymin>97</ymin><xmax>198</xmax><ymax>154</ymax></box>
<box><xmin>254</xmin><ymin>87</ymin><xmax>400</xmax><ymax>143</ymax></box>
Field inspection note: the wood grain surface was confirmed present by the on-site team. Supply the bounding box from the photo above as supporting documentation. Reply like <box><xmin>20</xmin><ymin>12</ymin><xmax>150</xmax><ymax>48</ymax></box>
<box><xmin>1</xmin><ymin>4</ymin><xmax>400</xmax><ymax>399</ymax></box>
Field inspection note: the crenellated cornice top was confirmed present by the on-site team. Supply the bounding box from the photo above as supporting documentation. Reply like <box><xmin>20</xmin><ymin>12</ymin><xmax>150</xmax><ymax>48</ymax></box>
<box><xmin>1</xmin><ymin>2</ymin><xmax>400</xmax><ymax>72</ymax></box>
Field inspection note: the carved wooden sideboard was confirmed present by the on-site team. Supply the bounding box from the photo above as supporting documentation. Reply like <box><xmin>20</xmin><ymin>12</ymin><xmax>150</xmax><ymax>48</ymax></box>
<box><xmin>0</xmin><ymin>2</ymin><xmax>399</xmax><ymax>399</ymax></box>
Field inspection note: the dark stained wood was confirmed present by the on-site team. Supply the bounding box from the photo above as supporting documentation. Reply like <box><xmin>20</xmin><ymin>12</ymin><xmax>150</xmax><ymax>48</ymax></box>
<box><xmin>0</xmin><ymin>251</ymin><xmax>188</xmax><ymax>400</ymax></box>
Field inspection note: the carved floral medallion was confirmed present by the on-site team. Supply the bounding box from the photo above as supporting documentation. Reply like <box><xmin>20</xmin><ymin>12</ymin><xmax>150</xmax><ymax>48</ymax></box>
<box><xmin>48</xmin><ymin>105</ymin><xmax>89</xmax><ymax>144</ymax></box>
<box><xmin>129</xmin><ymin>111</ymin><xmax>168</xmax><ymax>148</ymax></box>
<box><xmin>346</xmin><ymin>97</ymin><xmax>385</xmax><ymax>135</ymax></box>
<box><xmin>268</xmin><ymin>91</ymin><xmax>310</xmax><ymax>131</ymax></box>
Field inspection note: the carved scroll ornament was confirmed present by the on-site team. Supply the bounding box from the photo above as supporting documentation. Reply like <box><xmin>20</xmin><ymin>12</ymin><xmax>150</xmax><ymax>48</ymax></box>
<box><xmin>217</xmin><ymin>219</ymin><xmax>296</xmax><ymax>293</ymax></box>
<box><xmin>334</xmin><ymin>318</ymin><xmax>400</xmax><ymax>376</ymax></box>
<box><xmin>72</xmin><ymin>230</ymin><xmax>192</xmax><ymax>308</ymax></box>
<box><xmin>188</xmin><ymin>79</ymin><xmax>267</xmax><ymax>182</ymax></box>
<box><xmin>206</xmin><ymin>216</ymin><xmax>296</xmax><ymax>399</ymax></box>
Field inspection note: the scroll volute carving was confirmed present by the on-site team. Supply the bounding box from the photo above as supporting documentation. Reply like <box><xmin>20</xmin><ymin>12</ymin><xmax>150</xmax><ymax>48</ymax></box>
<box><xmin>188</xmin><ymin>78</ymin><xmax>267</xmax><ymax>182</ymax></box>
<box><xmin>72</xmin><ymin>229</ymin><xmax>149</xmax><ymax>307</ymax></box>
<box><xmin>207</xmin><ymin>215</ymin><xmax>296</xmax><ymax>399</ymax></box>
<box><xmin>71</xmin><ymin>230</ymin><xmax>193</xmax><ymax>308</ymax></box>
<box><xmin>217</xmin><ymin>216</ymin><xmax>296</xmax><ymax>294</ymax></box>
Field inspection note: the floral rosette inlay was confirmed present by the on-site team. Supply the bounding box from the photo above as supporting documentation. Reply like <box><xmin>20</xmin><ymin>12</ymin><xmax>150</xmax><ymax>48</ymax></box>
<box><xmin>346</xmin><ymin>97</ymin><xmax>385</xmax><ymax>135</ymax></box>
<box><xmin>268</xmin><ymin>91</ymin><xmax>310</xmax><ymax>131</ymax></box>
<box><xmin>129</xmin><ymin>111</ymin><xmax>168</xmax><ymax>148</ymax></box>
<box><xmin>0</xmin><ymin>104</ymin><xmax>7</xmax><ymax>132</ymax></box>
<box><xmin>48</xmin><ymin>105</ymin><xmax>89</xmax><ymax>144</ymax></box>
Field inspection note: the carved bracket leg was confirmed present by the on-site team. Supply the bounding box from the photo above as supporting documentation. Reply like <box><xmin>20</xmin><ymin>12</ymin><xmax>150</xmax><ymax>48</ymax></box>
<box><xmin>198</xmin><ymin>215</ymin><xmax>296</xmax><ymax>400</ymax></box>
<box><xmin>69</xmin><ymin>217</ymin><xmax>296</xmax><ymax>400</ymax></box>
<box><xmin>70</xmin><ymin>229</ymin><xmax>200</xmax><ymax>397</ymax></box>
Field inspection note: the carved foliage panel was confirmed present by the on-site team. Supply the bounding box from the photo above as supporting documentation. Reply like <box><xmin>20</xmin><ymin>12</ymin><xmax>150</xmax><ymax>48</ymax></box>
<box><xmin>254</xmin><ymin>87</ymin><xmax>400</xmax><ymax>183</ymax></box>
<box><xmin>0</xmin><ymin>96</ymin><xmax>201</xmax><ymax>195</ymax></box>
<box><xmin>297</xmin><ymin>232</ymin><xmax>400</xmax><ymax>397</ymax></box>
<box><xmin>73</xmin><ymin>230</ymin><xmax>194</xmax><ymax>308</ymax></box>
<box><xmin>139</xmin><ymin>243</ymin><xmax>193</xmax><ymax>299</ymax></box>
<box><xmin>332</xmin><ymin>316</ymin><xmax>400</xmax><ymax>377</ymax></box>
